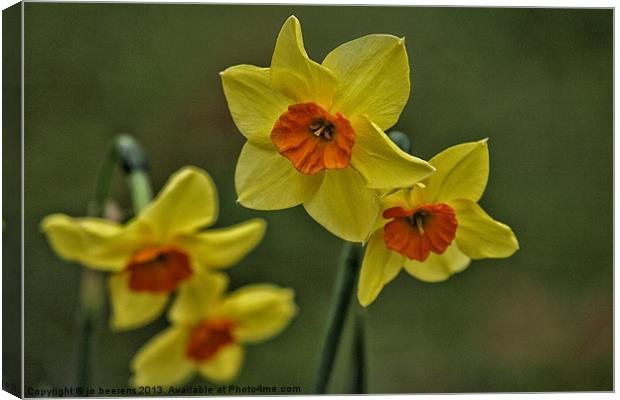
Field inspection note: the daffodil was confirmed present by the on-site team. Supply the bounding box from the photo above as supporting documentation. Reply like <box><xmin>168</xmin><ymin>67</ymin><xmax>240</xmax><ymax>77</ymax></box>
<box><xmin>221</xmin><ymin>15</ymin><xmax>434</xmax><ymax>242</ymax></box>
<box><xmin>130</xmin><ymin>274</ymin><xmax>296</xmax><ymax>386</ymax></box>
<box><xmin>358</xmin><ymin>139</ymin><xmax>519</xmax><ymax>306</ymax></box>
<box><xmin>41</xmin><ymin>166</ymin><xmax>266</xmax><ymax>331</ymax></box>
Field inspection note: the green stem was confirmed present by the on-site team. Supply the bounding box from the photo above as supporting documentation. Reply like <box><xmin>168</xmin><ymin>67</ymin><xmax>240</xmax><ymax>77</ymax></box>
<box><xmin>76</xmin><ymin>134</ymin><xmax>152</xmax><ymax>389</ymax></box>
<box><xmin>311</xmin><ymin>130</ymin><xmax>407</xmax><ymax>394</ymax></box>
<box><xmin>77</xmin><ymin>140</ymin><xmax>117</xmax><ymax>389</ymax></box>
<box><xmin>314</xmin><ymin>242</ymin><xmax>361</xmax><ymax>394</ymax></box>
<box><xmin>352</xmin><ymin>306</ymin><xmax>367</xmax><ymax>394</ymax></box>
<box><xmin>76</xmin><ymin>269</ymin><xmax>104</xmax><ymax>389</ymax></box>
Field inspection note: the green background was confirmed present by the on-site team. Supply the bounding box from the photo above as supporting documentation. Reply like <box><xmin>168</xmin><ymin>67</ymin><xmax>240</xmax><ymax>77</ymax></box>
<box><xmin>20</xmin><ymin>4</ymin><xmax>612</xmax><ymax>394</ymax></box>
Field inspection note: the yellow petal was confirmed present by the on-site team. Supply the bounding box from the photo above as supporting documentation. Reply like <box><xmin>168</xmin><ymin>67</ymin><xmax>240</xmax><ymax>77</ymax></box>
<box><xmin>168</xmin><ymin>272</ymin><xmax>228</xmax><ymax>325</ymax></box>
<box><xmin>216</xmin><ymin>285</ymin><xmax>297</xmax><ymax>344</ymax></box>
<box><xmin>40</xmin><ymin>214</ymin><xmax>149</xmax><ymax>271</ymax></box>
<box><xmin>381</xmin><ymin>187</ymin><xmax>415</xmax><ymax>210</ymax></box>
<box><xmin>303</xmin><ymin>168</ymin><xmax>380</xmax><ymax>242</ymax></box>
<box><xmin>403</xmin><ymin>242</ymin><xmax>471</xmax><ymax>283</ymax></box>
<box><xmin>323</xmin><ymin>35</ymin><xmax>409</xmax><ymax>130</ymax></box>
<box><xmin>350</xmin><ymin>117</ymin><xmax>434</xmax><ymax>189</ymax></box>
<box><xmin>235</xmin><ymin>141</ymin><xmax>323</xmax><ymax>210</ymax></box>
<box><xmin>108</xmin><ymin>273</ymin><xmax>169</xmax><ymax>331</ymax></box>
<box><xmin>270</xmin><ymin>15</ymin><xmax>337</xmax><ymax>106</ymax></box>
<box><xmin>370</xmin><ymin>193</ymin><xmax>395</xmax><ymax>234</ymax></box>
<box><xmin>220</xmin><ymin>65</ymin><xmax>291</xmax><ymax>148</ymax></box>
<box><xmin>449</xmin><ymin>199</ymin><xmax>519</xmax><ymax>259</ymax></box>
<box><xmin>425</xmin><ymin>139</ymin><xmax>489</xmax><ymax>203</ymax></box>
<box><xmin>169</xmin><ymin>272</ymin><xmax>229</xmax><ymax>325</ymax></box>
<box><xmin>198</xmin><ymin>344</ymin><xmax>244</xmax><ymax>383</ymax></box>
<box><xmin>357</xmin><ymin>229</ymin><xmax>403</xmax><ymax>307</ymax></box>
<box><xmin>174</xmin><ymin>218</ymin><xmax>266</xmax><ymax>269</ymax></box>
<box><xmin>130</xmin><ymin>326</ymin><xmax>195</xmax><ymax>387</ymax></box>
<box><xmin>139</xmin><ymin>166</ymin><xmax>218</xmax><ymax>240</ymax></box>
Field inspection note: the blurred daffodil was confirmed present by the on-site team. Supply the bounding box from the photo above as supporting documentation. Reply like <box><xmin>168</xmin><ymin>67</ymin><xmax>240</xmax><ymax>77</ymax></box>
<box><xmin>358</xmin><ymin>140</ymin><xmax>519</xmax><ymax>306</ymax></box>
<box><xmin>41</xmin><ymin>166</ymin><xmax>266</xmax><ymax>331</ymax></box>
<box><xmin>221</xmin><ymin>15</ymin><xmax>434</xmax><ymax>242</ymax></box>
<box><xmin>130</xmin><ymin>274</ymin><xmax>296</xmax><ymax>386</ymax></box>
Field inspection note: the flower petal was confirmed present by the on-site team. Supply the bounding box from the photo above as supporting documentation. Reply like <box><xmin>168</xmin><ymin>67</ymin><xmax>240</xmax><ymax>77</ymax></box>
<box><xmin>198</xmin><ymin>343</ymin><xmax>244</xmax><ymax>383</ymax></box>
<box><xmin>303</xmin><ymin>168</ymin><xmax>380</xmax><ymax>242</ymax></box>
<box><xmin>381</xmin><ymin>187</ymin><xmax>416</xmax><ymax>211</ymax></box>
<box><xmin>357</xmin><ymin>229</ymin><xmax>403</xmax><ymax>307</ymax></box>
<box><xmin>235</xmin><ymin>141</ymin><xmax>323</xmax><ymax>210</ymax></box>
<box><xmin>403</xmin><ymin>242</ymin><xmax>471</xmax><ymax>282</ymax></box>
<box><xmin>220</xmin><ymin>65</ymin><xmax>291</xmax><ymax>148</ymax></box>
<box><xmin>108</xmin><ymin>273</ymin><xmax>169</xmax><ymax>331</ymax></box>
<box><xmin>174</xmin><ymin>219</ymin><xmax>266</xmax><ymax>269</ymax></box>
<box><xmin>130</xmin><ymin>326</ymin><xmax>195</xmax><ymax>387</ymax></box>
<box><xmin>323</xmin><ymin>35</ymin><xmax>409</xmax><ymax>130</ymax></box>
<box><xmin>216</xmin><ymin>285</ymin><xmax>297</xmax><ymax>344</ymax></box>
<box><xmin>169</xmin><ymin>272</ymin><xmax>229</xmax><ymax>325</ymax></box>
<box><xmin>41</xmin><ymin>214</ymin><xmax>149</xmax><ymax>271</ymax></box>
<box><xmin>139</xmin><ymin>166</ymin><xmax>218</xmax><ymax>240</ymax></box>
<box><xmin>270</xmin><ymin>16</ymin><xmax>337</xmax><ymax>106</ymax></box>
<box><xmin>449</xmin><ymin>199</ymin><xmax>519</xmax><ymax>259</ymax></box>
<box><xmin>425</xmin><ymin>139</ymin><xmax>489</xmax><ymax>203</ymax></box>
<box><xmin>350</xmin><ymin>117</ymin><xmax>434</xmax><ymax>189</ymax></box>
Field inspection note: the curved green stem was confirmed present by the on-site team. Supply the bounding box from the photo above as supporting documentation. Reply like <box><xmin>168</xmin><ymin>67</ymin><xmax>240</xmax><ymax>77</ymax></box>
<box><xmin>114</xmin><ymin>134</ymin><xmax>152</xmax><ymax>213</ymax></box>
<box><xmin>89</xmin><ymin>141</ymin><xmax>117</xmax><ymax>218</ymax></box>
<box><xmin>314</xmin><ymin>242</ymin><xmax>361</xmax><ymax>394</ymax></box>
<box><xmin>127</xmin><ymin>171</ymin><xmax>152</xmax><ymax>212</ymax></box>
<box><xmin>387</xmin><ymin>130</ymin><xmax>411</xmax><ymax>153</ymax></box>
<box><xmin>76</xmin><ymin>134</ymin><xmax>152</xmax><ymax>389</ymax></box>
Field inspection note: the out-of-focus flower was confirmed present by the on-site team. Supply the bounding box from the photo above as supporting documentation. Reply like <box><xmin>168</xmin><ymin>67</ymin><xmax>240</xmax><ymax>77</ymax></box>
<box><xmin>221</xmin><ymin>15</ymin><xmax>434</xmax><ymax>242</ymax></box>
<box><xmin>41</xmin><ymin>166</ymin><xmax>266</xmax><ymax>331</ymax></box>
<box><xmin>358</xmin><ymin>140</ymin><xmax>519</xmax><ymax>306</ymax></box>
<box><xmin>130</xmin><ymin>274</ymin><xmax>296</xmax><ymax>386</ymax></box>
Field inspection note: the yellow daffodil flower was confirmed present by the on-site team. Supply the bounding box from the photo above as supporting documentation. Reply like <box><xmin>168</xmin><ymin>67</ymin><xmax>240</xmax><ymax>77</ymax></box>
<box><xmin>130</xmin><ymin>274</ymin><xmax>296</xmax><ymax>386</ymax></box>
<box><xmin>358</xmin><ymin>139</ymin><xmax>519</xmax><ymax>306</ymax></box>
<box><xmin>221</xmin><ymin>15</ymin><xmax>434</xmax><ymax>242</ymax></box>
<box><xmin>41</xmin><ymin>166</ymin><xmax>266</xmax><ymax>331</ymax></box>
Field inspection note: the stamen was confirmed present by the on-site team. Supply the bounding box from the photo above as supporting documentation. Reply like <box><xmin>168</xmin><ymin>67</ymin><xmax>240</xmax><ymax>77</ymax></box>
<box><xmin>414</xmin><ymin>214</ymin><xmax>425</xmax><ymax>235</ymax></box>
<box><xmin>406</xmin><ymin>210</ymin><xmax>428</xmax><ymax>235</ymax></box>
<box><xmin>310</xmin><ymin>119</ymin><xmax>334</xmax><ymax>140</ymax></box>
<box><xmin>309</xmin><ymin>120</ymin><xmax>322</xmax><ymax>130</ymax></box>
<box><xmin>313</xmin><ymin>124</ymin><xmax>326</xmax><ymax>137</ymax></box>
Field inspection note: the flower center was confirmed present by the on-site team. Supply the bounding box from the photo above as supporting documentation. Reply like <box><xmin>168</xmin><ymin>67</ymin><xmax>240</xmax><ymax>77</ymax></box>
<box><xmin>125</xmin><ymin>246</ymin><xmax>192</xmax><ymax>293</ymax></box>
<box><xmin>382</xmin><ymin>204</ymin><xmax>458</xmax><ymax>262</ymax></box>
<box><xmin>271</xmin><ymin>102</ymin><xmax>355</xmax><ymax>175</ymax></box>
<box><xmin>309</xmin><ymin>118</ymin><xmax>335</xmax><ymax>140</ymax></box>
<box><xmin>186</xmin><ymin>320</ymin><xmax>236</xmax><ymax>362</ymax></box>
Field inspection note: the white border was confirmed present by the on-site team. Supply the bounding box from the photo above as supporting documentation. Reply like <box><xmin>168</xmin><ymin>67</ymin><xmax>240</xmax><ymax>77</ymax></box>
<box><xmin>0</xmin><ymin>1</ymin><xmax>615</xmax><ymax>400</ymax></box>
